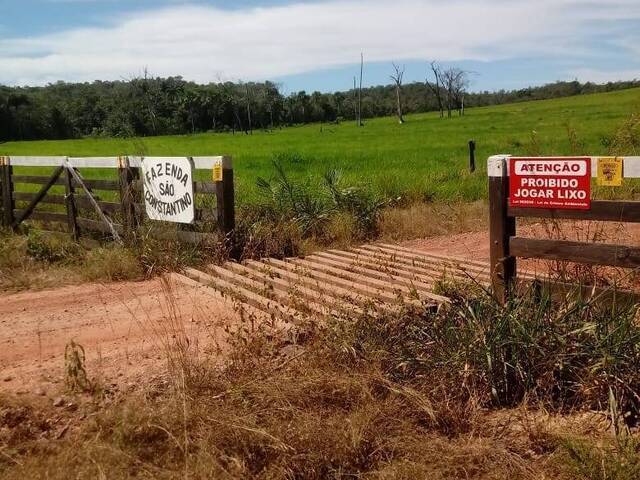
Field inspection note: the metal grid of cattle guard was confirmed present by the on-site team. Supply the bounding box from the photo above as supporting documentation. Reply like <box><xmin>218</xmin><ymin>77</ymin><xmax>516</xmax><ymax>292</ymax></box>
<box><xmin>172</xmin><ymin>243</ymin><xmax>522</xmax><ymax>319</ymax></box>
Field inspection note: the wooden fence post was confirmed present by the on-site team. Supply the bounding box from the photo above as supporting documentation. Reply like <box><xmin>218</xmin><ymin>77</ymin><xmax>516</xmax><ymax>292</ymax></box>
<box><xmin>488</xmin><ymin>155</ymin><xmax>516</xmax><ymax>303</ymax></box>
<box><xmin>118</xmin><ymin>156</ymin><xmax>139</xmax><ymax>238</ymax></box>
<box><xmin>1</xmin><ymin>157</ymin><xmax>15</xmax><ymax>228</ymax></box>
<box><xmin>215</xmin><ymin>156</ymin><xmax>235</xmax><ymax>234</ymax></box>
<box><xmin>63</xmin><ymin>160</ymin><xmax>80</xmax><ymax>240</ymax></box>
<box><xmin>468</xmin><ymin>140</ymin><xmax>476</xmax><ymax>173</ymax></box>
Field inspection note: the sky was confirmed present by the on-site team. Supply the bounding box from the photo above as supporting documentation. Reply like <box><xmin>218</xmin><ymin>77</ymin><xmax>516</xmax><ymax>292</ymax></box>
<box><xmin>1</xmin><ymin>0</ymin><xmax>640</xmax><ymax>93</ymax></box>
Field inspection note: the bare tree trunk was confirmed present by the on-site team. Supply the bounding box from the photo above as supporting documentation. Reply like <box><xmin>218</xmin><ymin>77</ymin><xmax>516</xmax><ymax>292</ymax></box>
<box><xmin>245</xmin><ymin>84</ymin><xmax>252</xmax><ymax>135</ymax></box>
<box><xmin>391</xmin><ymin>62</ymin><xmax>405</xmax><ymax>124</ymax></box>
<box><xmin>396</xmin><ymin>86</ymin><xmax>404</xmax><ymax>123</ymax></box>
<box><xmin>427</xmin><ymin>61</ymin><xmax>444</xmax><ymax>118</ymax></box>
<box><xmin>358</xmin><ymin>52</ymin><xmax>364</xmax><ymax>127</ymax></box>
<box><xmin>353</xmin><ymin>76</ymin><xmax>358</xmax><ymax>126</ymax></box>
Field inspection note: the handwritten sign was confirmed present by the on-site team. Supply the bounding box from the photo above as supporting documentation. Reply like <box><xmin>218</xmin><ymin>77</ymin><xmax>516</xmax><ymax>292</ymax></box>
<box><xmin>141</xmin><ymin>157</ymin><xmax>195</xmax><ymax>223</ymax></box>
<box><xmin>509</xmin><ymin>157</ymin><xmax>591</xmax><ymax>210</ymax></box>
<box><xmin>597</xmin><ymin>157</ymin><xmax>623</xmax><ymax>187</ymax></box>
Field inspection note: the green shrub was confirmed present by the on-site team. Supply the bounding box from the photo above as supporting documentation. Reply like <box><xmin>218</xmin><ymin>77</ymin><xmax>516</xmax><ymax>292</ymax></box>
<box><xmin>25</xmin><ymin>231</ymin><xmax>82</xmax><ymax>264</ymax></box>
<box><xmin>83</xmin><ymin>246</ymin><xmax>144</xmax><ymax>282</ymax></box>
<box><xmin>561</xmin><ymin>436</ymin><xmax>640</xmax><ymax>480</ymax></box>
<box><xmin>253</xmin><ymin>161</ymin><xmax>385</xmax><ymax>250</ymax></box>
<box><xmin>326</xmin><ymin>283</ymin><xmax>640</xmax><ymax>419</ymax></box>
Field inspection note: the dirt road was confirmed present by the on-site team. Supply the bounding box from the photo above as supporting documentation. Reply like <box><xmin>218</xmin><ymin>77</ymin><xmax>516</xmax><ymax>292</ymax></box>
<box><xmin>2</xmin><ymin>221</ymin><xmax>638</xmax><ymax>399</ymax></box>
<box><xmin>0</xmin><ymin>276</ymin><xmax>241</xmax><ymax>397</ymax></box>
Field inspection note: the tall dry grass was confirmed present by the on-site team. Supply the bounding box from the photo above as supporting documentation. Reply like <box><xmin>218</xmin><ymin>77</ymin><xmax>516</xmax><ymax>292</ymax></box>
<box><xmin>2</xmin><ymin>282</ymin><xmax>640</xmax><ymax>479</ymax></box>
<box><xmin>378</xmin><ymin>200</ymin><xmax>488</xmax><ymax>241</ymax></box>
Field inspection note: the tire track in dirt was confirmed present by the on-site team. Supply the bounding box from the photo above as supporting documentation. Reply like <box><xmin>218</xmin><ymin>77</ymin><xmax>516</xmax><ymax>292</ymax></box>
<box><xmin>0</xmin><ymin>277</ymin><xmax>241</xmax><ymax>396</ymax></box>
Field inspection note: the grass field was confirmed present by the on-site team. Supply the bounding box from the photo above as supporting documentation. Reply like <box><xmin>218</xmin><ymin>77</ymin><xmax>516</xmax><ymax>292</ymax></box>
<box><xmin>2</xmin><ymin>87</ymin><xmax>640</xmax><ymax>204</ymax></box>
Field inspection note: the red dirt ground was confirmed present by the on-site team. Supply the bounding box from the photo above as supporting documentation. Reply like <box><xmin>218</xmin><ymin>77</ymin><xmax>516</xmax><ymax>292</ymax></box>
<box><xmin>0</xmin><ymin>276</ymin><xmax>241</xmax><ymax>398</ymax></box>
<box><xmin>2</xmin><ymin>220</ymin><xmax>639</xmax><ymax>399</ymax></box>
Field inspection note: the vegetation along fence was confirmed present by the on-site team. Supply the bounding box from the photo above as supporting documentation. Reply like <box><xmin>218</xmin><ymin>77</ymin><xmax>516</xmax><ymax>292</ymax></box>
<box><xmin>0</xmin><ymin>155</ymin><xmax>234</xmax><ymax>244</ymax></box>
<box><xmin>488</xmin><ymin>154</ymin><xmax>640</xmax><ymax>302</ymax></box>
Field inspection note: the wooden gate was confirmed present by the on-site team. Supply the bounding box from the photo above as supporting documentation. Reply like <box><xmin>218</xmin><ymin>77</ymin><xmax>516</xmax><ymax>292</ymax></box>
<box><xmin>488</xmin><ymin>154</ymin><xmax>640</xmax><ymax>302</ymax></box>
<box><xmin>0</xmin><ymin>156</ymin><xmax>234</xmax><ymax>243</ymax></box>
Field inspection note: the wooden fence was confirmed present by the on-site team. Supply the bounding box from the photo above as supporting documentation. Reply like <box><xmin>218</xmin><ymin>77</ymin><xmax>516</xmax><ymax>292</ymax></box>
<box><xmin>488</xmin><ymin>154</ymin><xmax>640</xmax><ymax>302</ymax></box>
<box><xmin>0</xmin><ymin>156</ymin><xmax>234</xmax><ymax>244</ymax></box>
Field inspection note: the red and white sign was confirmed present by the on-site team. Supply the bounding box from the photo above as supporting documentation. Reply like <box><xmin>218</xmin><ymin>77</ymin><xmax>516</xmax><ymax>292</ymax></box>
<box><xmin>509</xmin><ymin>157</ymin><xmax>591</xmax><ymax>210</ymax></box>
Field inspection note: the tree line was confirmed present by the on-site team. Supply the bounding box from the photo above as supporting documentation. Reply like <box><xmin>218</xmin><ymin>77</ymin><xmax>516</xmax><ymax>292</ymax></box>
<box><xmin>1</xmin><ymin>71</ymin><xmax>638</xmax><ymax>141</ymax></box>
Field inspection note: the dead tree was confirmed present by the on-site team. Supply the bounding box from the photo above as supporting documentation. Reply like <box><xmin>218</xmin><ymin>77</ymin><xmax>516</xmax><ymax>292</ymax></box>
<box><xmin>245</xmin><ymin>84</ymin><xmax>253</xmax><ymax>135</ymax></box>
<box><xmin>390</xmin><ymin>62</ymin><xmax>405</xmax><ymax>124</ymax></box>
<box><xmin>441</xmin><ymin>67</ymin><xmax>469</xmax><ymax>117</ymax></box>
<box><xmin>353</xmin><ymin>76</ymin><xmax>358</xmax><ymax>126</ymax></box>
<box><xmin>358</xmin><ymin>52</ymin><xmax>364</xmax><ymax>127</ymax></box>
<box><xmin>426</xmin><ymin>61</ymin><xmax>444</xmax><ymax>118</ymax></box>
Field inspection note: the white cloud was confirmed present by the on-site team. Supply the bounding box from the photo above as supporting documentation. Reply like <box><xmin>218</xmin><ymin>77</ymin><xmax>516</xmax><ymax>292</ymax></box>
<box><xmin>1</xmin><ymin>0</ymin><xmax>639</xmax><ymax>86</ymax></box>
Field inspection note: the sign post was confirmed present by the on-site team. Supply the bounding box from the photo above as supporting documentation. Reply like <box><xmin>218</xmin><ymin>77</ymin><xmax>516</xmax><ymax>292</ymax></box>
<box><xmin>509</xmin><ymin>157</ymin><xmax>591</xmax><ymax>210</ymax></box>
<box><xmin>141</xmin><ymin>157</ymin><xmax>195</xmax><ymax>224</ymax></box>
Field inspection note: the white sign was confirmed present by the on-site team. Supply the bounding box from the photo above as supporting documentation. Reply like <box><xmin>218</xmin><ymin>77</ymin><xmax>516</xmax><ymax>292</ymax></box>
<box><xmin>141</xmin><ymin>157</ymin><xmax>195</xmax><ymax>223</ymax></box>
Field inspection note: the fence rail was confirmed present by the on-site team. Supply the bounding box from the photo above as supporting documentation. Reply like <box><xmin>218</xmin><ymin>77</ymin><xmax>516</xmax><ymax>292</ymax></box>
<box><xmin>0</xmin><ymin>155</ymin><xmax>234</xmax><ymax>244</ymax></box>
<box><xmin>488</xmin><ymin>154</ymin><xmax>640</xmax><ymax>302</ymax></box>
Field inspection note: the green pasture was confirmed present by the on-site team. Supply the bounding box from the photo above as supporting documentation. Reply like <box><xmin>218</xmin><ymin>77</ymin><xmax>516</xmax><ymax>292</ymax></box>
<box><xmin>2</xmin><ymin>87</ymin><xmax>640</xmax><ymax>204</ymax></box>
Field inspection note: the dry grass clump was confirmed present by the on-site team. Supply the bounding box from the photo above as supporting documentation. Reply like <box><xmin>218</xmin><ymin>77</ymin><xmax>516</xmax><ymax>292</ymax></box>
<box><xmin>83</xmin><ymin>246</ymin><xmax>144</xmax><ymax>282</ymax></box>
<box><xmin>378</xmin><ymin>200</ymin><xmax>488</xmax><ymax>241</ymax></box>
<box><xmin>608</xmin><ymin>111</ymin><xmax>640</xmax><ymax>155</ymax></box>
<box><xmin>0</xmin><ymin>229</ymin><xmax>83</xmax><ymax>291</ymax></box>
<box><xmin>0</xmin><ymin>229</ymin><xmax>146</xmax><ymax>291</ymax></box>
<box><xmin>533</xmin><ymin>218</ymin><xmax>637</xmax><ymax>287</ymax></box>
<box><xmin>3</xmin><ymin>285</ymin><xmax>640</xmax><ymax>479</ymax></box>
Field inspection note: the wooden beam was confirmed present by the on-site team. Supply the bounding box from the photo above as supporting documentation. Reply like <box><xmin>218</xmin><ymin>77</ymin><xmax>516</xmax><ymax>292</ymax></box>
<box><xmin>468</xmin><ymin>140</ymin><xmax>476</xmax><ymax>173</ymax></box>
<box><xmin>215</xmin><ymin>156</ymin><xmax>235</xmax><ymax>234</ymax></box>
<box><xmin>13</xmin><ymin>210</ymin><xmax>68</xmax><ymax>224</ymax></box>
<box><xmin>1</xmin><ymin>161</ymin><xmax>14</xmax><ymax>227</ymax></box>
<box><xmin>77</xmin><ymin>178</ymin><xmax>120</xmax><ymax>191</ymax></box>
<box><xmin>510</xmin><ymin>237</ymin><xmax>640</xmax><ymax>268</ymax></box>
<box><xmin>64</xmin><ymin>167</ymin><xmax>80</xmax><ymax>240</ymax></box>
<box><xmin>12</xmin><ymin>175</ymin><xmax>66</xmax><ymax>186</ymax></box>
<box><xmin>194</xmin><ymin>181</ymin><xmax>217</xmax><ymax>194</ymax></box>
<box><xmin>509</xmin><ymin>200</ymin><xmax>640</xmax><ymax>223</ymax></box>
<box><xmin>77</xmin><ymin>217</ymin><xmax>124</xmax><ymax>235</ymax></box>
<box><xmin>118</xmin><ymin>157</ymin><xmax>139</xmax><ymax>238</ymax></box>
<box><xmin>488</xmin><ymin>155</ymin><xmax>516</xmax><ymax>303</ymax></box>
<box><xmin>13</xmin><ymin>192</ymin><xmax>119</xmax><ymax>213</ymax></box>
<box><xmin>67</xmin><ymin>167</ymin><xmax>122</xmax><ymax>243</ymax></box>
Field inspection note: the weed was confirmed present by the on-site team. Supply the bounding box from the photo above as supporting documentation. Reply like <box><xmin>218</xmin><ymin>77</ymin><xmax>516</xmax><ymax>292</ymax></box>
<box><xmin>561</xmin><ymin>436</ymin><xmax>640</xmax><ymax>480</ymax></box>
<box><xmin>26</xmin><ymin>231</ymin><xmax>82</xmax><ymax>264</ymax></box>
<box><xmin>378</xmin><ymin>201</ymin><xmax>488</xmax><ymax>241</ymax></box>
<box><xmin>3</xmin><ymin>284</ymin><xmax>640</xmax><ymax>478</ymax></box>
<box><xmin>565</xmin><ymin>122</ymin><xmax>586</xmax><ymax>155</ymax></box>
<box><xmin>527</xmin><ymin>130</ymin><xmax>542</xmax><ymax>156</ymax></box>
<box><xmin>538</xmin><ymin>218</ymin><xmax>626</xmax><ymax>286</ymax></box>
<box><xmin>64</xmin><ymin>340</ymin><xmax>90</xmax><ymax>392</ymax></box>
<box><xmin>324</xmin><ymin>169</ymin><xmax>385</xmax><ymax>235</ymax></box>
<box><xmin>83</xmin><ymin>246</ymin><xmax>143</xmax><ymax>282</ymax></box>
<box><xmin>609</xmin><ymin>112</ymin><xmax>640</xmax><ymax>155</ymax></box>
<box><xmin>245</xmin><ymin>161</ymin><xmax>385</xmax><ymax>257</ymax></box>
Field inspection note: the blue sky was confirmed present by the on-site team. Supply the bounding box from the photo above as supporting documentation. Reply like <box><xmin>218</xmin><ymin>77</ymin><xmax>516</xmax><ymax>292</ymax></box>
<box><xmin>1</xmin><ymin>0</ymin><xmax>639</xmax><ymax>93</ymax></box>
